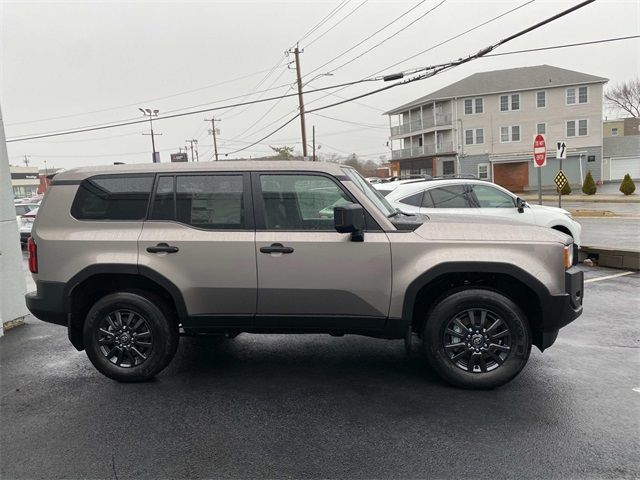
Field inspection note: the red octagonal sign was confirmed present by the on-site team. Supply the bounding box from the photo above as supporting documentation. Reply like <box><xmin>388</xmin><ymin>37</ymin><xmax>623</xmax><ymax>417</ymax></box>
<box><xmin>533</xmin><ymin>134</ymin><xmax>547</xmax><ymax>167</ymax></box>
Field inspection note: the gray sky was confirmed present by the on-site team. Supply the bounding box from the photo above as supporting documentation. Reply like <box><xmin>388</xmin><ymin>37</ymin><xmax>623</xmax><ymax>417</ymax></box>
<box><xmin>2</xmin><ymin>0</ymin><xmax>638</xmax><ymax>169</ymax></box>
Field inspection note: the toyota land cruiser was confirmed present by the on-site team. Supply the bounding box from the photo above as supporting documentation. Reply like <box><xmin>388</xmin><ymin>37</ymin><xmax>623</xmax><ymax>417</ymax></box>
<box><xmin>25</xmin><ymin>161</ymin><xmax>583</xmax><ymax>389</ymax></box>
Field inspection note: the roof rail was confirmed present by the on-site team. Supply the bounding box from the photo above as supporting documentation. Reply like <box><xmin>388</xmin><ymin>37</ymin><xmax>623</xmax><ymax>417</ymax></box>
<box><xmin>429</xmin><ymin>174</ymin><xmax>478</xmax><ymax>180</ymax></box>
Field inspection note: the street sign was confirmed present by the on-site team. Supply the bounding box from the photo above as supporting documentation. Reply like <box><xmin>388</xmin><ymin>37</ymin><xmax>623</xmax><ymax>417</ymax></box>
<box><xmin>171</xmin><ymin>153</ymin><xmax>188</xmax><ymax>163</ymax></box>
<box><xmin>556</xmin><ymin>141</ymin><xmax>567</xmax><ymax>159</ymax></box>
<box><xmin>554</xmin><ymin>170</ymin><xmax>568</xmax><ymax>190</ymax></box>
<box><xmin>533</xmin><ymin>134</ymin><xmax>547</xmax><ymax>167</ymax></box>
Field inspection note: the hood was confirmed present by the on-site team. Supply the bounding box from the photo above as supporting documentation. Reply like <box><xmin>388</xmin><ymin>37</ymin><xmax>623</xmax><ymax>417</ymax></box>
<box><xmin>528</xmin><ymin>204</ymin><xmax>571</xmax><ymax>216</ymax></box>
<box><xmin>412</xmin><ymin>212</ymin><xmax>568</xmax><ymax>244</ymax></box>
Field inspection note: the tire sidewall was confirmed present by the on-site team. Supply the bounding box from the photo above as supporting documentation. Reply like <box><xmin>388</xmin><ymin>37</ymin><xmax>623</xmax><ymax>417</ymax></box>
<box><xmin>424</xmin><ymin>289</ymin><xmax>531</xmax><ymax>389</ymax></box>
<box><xmin>83</xmin><ymin>292</ymin><xmax>178</xmax><ymax>382</ymax></box>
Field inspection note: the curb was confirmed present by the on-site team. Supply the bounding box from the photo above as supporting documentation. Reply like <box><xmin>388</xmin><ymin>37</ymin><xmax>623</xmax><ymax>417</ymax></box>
<box><xmin>521</xmin><ymin>195</ymin><xmax>640</xmax><ymax>203</ymax></box>
<box><xmin>2</xmin><ymin>316</ymin><xmax>26</xmax><ymax>333</ymax></box>
<box><xmin>580</xmin><ymin>246</ymin><xmax>640</xmax><ymax>270</ymax></box>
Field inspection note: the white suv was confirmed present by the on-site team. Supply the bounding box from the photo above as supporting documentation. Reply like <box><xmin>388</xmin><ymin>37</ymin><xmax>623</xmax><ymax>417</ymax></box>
<box><xmin>385</xmin><ymin>179</ymin><xmax>581</xmax><ymax>245</ymax></box>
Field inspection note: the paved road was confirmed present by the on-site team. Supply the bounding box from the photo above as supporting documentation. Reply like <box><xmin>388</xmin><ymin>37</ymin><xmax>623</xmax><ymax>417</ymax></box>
<box><xmin>2</xmin><ymin>267</ymin><xmax>639</xmax><ymax>479</ymax></box>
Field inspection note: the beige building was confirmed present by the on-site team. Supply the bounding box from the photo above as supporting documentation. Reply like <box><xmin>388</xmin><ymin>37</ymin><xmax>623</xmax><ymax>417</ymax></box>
<box><xmin>603</xmin><ymin>117</ymin><xmax>640</xmax><ymax>137</ymax></box>
<box><xmin>10</xmin><ymin>166</ymin><xmax>40</xmax><ymax>198</ymax></box>
<box><xmin>385</xmin><ymin>65</ymin><xmax>608</xmax><ymax>191</ymax></box>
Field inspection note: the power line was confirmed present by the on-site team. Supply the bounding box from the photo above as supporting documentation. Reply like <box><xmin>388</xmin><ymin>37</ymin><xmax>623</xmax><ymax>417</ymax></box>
<box><xmin>6</xmin><ymin>78</ymin><xmax>377</xmax><ymax>143</ymax></box>
<box><xmin>303</xmin><ymin>0</ymin><xmax>370</xmax><ymax>48</ymax></box>
<box><xmin>297</xmin><ymin>0</ymin><xmax>352</xmax><ymax>45</ymax></box>
<box><xmin>304</xmin><ymin>0</ymin><xmax>427</xmax><ymax>79</ymax></box>
<box><xmin>5</xmin><ymin>66</ymin><xmax>287</xmax><ymax>127</ymax></box>
<box><xmin>484</xmin><ymin>34</ymin><xmax>640</xmax><ymax>57</ymax></box>
<box><xmin>326</xmin><ymin>0</ymin><xmax>447</xmax><ymax>76</ymax></box>
<box><xmin>309</xmin><ymin>112</ymin><xmax>387</xmax><ymax>129</ymax></box>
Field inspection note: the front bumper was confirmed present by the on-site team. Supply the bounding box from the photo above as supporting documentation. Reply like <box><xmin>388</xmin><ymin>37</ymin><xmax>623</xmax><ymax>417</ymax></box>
<box><xmin>536</xmin><ymin>266</ymin><xmax>584</xmax><ymax>350</ymax></box>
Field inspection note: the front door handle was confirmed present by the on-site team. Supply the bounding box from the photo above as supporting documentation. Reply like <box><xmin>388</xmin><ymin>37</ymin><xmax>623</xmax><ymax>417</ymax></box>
<box><xmin>146</xmin><ymin>243</ymin><xmax>179</xmax><ymax>254</ymax></box>
<box><xmin>260</xmin><ymin>243</ymin><xmax>294</xmax><ymax>254</ymax></box>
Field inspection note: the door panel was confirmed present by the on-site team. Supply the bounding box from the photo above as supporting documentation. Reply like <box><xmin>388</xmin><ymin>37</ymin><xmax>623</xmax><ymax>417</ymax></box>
<box><xmin>139</xmin><ymin>173</ymin><xmax>257</xmax><ymax>318</ymax></box>
<box><xmin>253</xmin><ymin>173</ymin><xmax>392</xmax><ymax>326</ymax></box>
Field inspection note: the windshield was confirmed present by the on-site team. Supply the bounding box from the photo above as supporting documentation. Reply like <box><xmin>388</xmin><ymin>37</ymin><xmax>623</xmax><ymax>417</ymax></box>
<box><xmin>341</xmin><ymin>168</ymin><xmax>396</xmax><ymax>217</ymax></box>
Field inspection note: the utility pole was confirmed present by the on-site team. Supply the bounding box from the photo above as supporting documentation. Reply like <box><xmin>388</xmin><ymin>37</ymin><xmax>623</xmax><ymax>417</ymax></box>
<box><xmin>312</xmin><ymin>125</ymin><xmax>316</xmax><ymax>161</ymax></box>
<box><xmin>290</xmin><ymin>44</ymin><xmax>308</xmax><ymax>158</ymax></box>
<box><xmin>139</xmin><ymin>108</ymin><xmax>161</xmax><ymax>162</ymax></box>
<box><xmin>23</xmin><ymin>155</ymin><xmax>30</xmax><ymax>167</ymax></box>
<box><xmin>185</xmin><ymin>139</ymin><xmax>198</xmax><ymax>162</ymax></box>
<box><xmin>204</xmin><ymin>118</ymin><xmax>220</xmax><ymax>161</ymax></box>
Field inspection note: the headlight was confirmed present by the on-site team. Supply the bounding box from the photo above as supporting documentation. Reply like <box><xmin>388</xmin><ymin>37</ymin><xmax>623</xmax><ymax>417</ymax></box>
<box><xmin>563</xmin><ymin>245</ymin><xmax>574</xmax><ymax>269</ymax></box>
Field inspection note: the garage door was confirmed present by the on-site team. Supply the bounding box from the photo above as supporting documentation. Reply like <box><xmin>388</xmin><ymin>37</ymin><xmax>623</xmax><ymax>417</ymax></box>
<box><xmin>611</xmin><ymin>157</ymin><xmax>640</xmax><ymax>180</ymax></box>
<box><xmin>493</xmin><ymin>162</ymin><xmax>529</xmax><ymax>192</ymax></box>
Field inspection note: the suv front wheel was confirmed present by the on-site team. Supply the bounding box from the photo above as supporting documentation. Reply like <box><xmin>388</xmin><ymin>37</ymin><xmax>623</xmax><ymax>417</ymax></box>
<box><xmin>423</xmin><ymin>289</ymin><xmax>531</xmax><ymax>389</ymax></box>
<box><xmin>83</xmin><ymin>292</ymin><xmax>179</xmax><ymax>382</ymax></box>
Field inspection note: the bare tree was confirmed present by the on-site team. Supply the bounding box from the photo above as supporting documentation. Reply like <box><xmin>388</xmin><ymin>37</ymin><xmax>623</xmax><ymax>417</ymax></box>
<box><xmin>605</xmin><ymin>78</ymin><xmax>640</xmax><ymax>117</ymax></box>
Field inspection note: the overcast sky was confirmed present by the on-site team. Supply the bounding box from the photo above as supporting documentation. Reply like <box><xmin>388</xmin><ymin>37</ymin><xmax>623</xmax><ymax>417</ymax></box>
<box><xmin>1</xmin><ymin>0</ymin><xmax>638</xmax><ymax>170</ymax></box>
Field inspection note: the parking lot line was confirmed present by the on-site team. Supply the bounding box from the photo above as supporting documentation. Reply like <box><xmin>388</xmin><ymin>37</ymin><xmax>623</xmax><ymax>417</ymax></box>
<box><xmin>584</xmin><ymin>271</ymin><xmax>635</xmax><ymax>284</ymax></box>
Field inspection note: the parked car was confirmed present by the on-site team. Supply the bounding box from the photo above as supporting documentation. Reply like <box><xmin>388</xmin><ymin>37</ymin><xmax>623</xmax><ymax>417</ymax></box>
<box><xmin>25</xmin><ymin>161</ymin><xmax>582</xmax><ymax>389</ymax></box>
<box><xmin>19</xmin><ymin>207</ymin><xmax>38</xmax><ymax>245</ymax></box>
<box><xmin>385</xmin><ymin>179</ymin><xmax>582</xmax><ymax>245</ymax></box>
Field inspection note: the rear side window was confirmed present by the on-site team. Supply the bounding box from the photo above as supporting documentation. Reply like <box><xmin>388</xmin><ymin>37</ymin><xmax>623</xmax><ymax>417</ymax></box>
<box><xmin>71</xmin><ymin>175</ymin><xmax>153</xmax><ymax>220</ymax></box>
<box><xmin>151</xmin><ymin>174</ymin><xmax>245</xmax><ymax>229</ymax></box>
<box><xmin>426</xmin><ymin>185</ymin><xmax>471</xmax><ymax>208</ymax></box>
<box><xmin>399</xmin><ymin>192</ymin><xmax>424</xmax><ymax>207</ymax></box>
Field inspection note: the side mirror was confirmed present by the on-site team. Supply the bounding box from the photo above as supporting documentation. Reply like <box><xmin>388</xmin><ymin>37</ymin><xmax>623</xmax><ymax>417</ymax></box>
<box><xmin>516</xmin><ymin>197</ymin><xmax>526</xmax><ymax>213</ymax></box>
<box><xmin>334</xmin><ymin>203</ymin><xmax>365</xmax><ymax>242</ymax></box>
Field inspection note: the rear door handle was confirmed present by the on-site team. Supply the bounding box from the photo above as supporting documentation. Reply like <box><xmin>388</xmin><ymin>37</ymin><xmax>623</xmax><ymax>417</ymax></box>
<box><xmin>260</xmin><ymin>243</ymin><xmax>294</xmax><ymax>254</ymax></box>
<box><xmin>146</xmin><ymin>243</ymin><xmax>179</xmax><ymax>254</ymax></box>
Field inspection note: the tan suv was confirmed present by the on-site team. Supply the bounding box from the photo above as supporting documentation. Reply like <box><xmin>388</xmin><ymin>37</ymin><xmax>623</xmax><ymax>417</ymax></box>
<box><xmin>25</xmin><ymin>161</ymin><xmax>583</xmax><ymax>389</ymax></box>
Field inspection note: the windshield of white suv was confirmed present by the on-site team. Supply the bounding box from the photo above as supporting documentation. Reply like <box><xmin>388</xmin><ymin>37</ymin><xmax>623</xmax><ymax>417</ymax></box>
<box><xmin>341</xmin><ymin>168</ymin><xmax>396</xmax><ymax>217</ymax></box>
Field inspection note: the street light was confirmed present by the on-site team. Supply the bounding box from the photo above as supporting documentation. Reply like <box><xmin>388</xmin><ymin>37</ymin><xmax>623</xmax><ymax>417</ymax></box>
<box><xmin>139</xmin><ymin>108</ymin><xmax>160</xmax><ymax>163</ymax></box>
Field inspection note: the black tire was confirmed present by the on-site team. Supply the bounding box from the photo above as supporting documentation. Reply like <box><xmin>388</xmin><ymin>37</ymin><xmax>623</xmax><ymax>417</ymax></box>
<box><xmin>83</xmin><ymin>292</ymin><xmax>179</xmax><ymax>382</ymax></box>
<box><xmin>423</xmin><ymin>289</ymin><xmax>531</xmax><ymax>389</ymax></box>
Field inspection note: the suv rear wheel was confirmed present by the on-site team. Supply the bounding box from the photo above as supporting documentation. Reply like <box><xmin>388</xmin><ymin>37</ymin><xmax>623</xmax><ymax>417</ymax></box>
<box><xmin>423</xmin><ymin>289</ymin><xmax>531</xmax><ymax>389</ymax></box>
<box><xmin>83</xmin><ymin>292</ymin><xmax>179</xmax><ymax>382</ymax></box>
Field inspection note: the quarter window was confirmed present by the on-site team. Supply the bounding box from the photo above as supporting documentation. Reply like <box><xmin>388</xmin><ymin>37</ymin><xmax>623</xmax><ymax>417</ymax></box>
<box><xmin>71</xmin><ymin>175</ymin><xmax>153</xmax><ymax>221</ymax></box>
<box><xmin>400</xmin><ymin>192</ymin><xmax>424</xmax><ymax>207</ymax></box>
<box><xmin>427</xmin><ymin>185</ymin><xmax>470</xmax><ymax>208</ymax></box>
<box><xmin>260</xmin><ymin>174</ymin><xmax>352</xmax><ymax>230</ymax></box>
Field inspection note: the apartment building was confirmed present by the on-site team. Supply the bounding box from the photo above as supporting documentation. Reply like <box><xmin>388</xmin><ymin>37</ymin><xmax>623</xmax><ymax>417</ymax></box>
<box><xmin>385</xmin><ymin>65</ymin><xmax>608</xmax><ymax>191</ymax></box>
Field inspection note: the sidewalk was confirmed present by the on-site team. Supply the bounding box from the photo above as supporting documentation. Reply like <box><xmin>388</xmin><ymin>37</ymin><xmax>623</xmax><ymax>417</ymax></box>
<box><xmin>521</xmin><ymin>193</ymin><xmax>639</xmax><ymax>203</ymax></box>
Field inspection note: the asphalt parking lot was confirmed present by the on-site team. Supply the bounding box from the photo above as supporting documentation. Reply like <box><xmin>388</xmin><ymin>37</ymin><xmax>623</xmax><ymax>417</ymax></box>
<box><xmin>1</xmin><ymin>265</ymin><xmax>639</xmax><ymax>479</ymax></box>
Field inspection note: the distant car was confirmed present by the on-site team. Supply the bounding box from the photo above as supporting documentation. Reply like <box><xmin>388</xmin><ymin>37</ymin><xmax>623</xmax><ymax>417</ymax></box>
<box><xmin>386</xmin><ymin>179</ymin><xmax>582</xmax><ymax>245</ymax></box>
<box><xmin>19</xmin><ymin>207</ymin><xmax>38</xmax><ymax>245</ymax></box>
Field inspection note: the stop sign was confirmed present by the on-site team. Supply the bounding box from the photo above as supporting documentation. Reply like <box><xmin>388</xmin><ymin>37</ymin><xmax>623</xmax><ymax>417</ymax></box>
<box><xmin>533</xmin><ymin>134</ymin><xmax>547</xmax><ymax>167</ymax></box>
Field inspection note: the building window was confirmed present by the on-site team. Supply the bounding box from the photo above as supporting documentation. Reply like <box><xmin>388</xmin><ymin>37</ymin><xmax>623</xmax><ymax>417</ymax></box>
<box><xmin>500</xmin><ymin>126</ymin><xmax>510</xmax><ymax>142</ymax></box>
<box><xmin>442</xmin><ymin>161</ymin><xmax>455</xmax><ymax>176</ymax></box>
<box><xmin>511</xmin><ymin>125</ymin><xmax>520</xmax><ymax>142</ymax></box>
<box><xmin>500</xmin><ymin>125</ymin><xmax>521</xmax><ymax>142</ymax></box>
<box><xmin>537</xmin><ymin>123</ymin><xmax>546</xmax><ymax>135</ymax></box>
<box><xmin>611</xmin><ymin>127</ymin><xmax>619</xmax><ymax>136</ymax></box>
<box><xmin>465</xmin><ymin>129</ymin><xmax>474</xmax><ymax>145</ymax></box>
<box><xmin>464</xmin><ymin>99</ymin><xmax>473</xmax><ymax>115</ymax></box>
<box><xmin>566</xmin><ymin>87</ymin><xmax>576</xmax><ymax>105</ymax></box>
<box><xmin>567</xmin><ymin>120</ymin><xmax>576</xmax><ymax>137</ymax></box>
<box><xmin>511</xmin><ymin>94</ymin><xmax>520</xmax><ymax>111</ymax></box>
<box><xmin>465</xmin><ymin>129</ymin><xmax>484</xmax><ymax>145</ymax></box>
<box><xmin>475</xmin><ymin>98</ymin><xmax>484</xmax><ymax>114</ymax></box>
<box><xmin>578</xmin><ymin>86</ymin><xmax>588</xmax><ymax>103</ymax></box>
<box><xmin>578</xmin><ymin>119</ymin><xmax>588</xmax><ymax>136</ymax></box>
<box><xmin>536</xmin><ymin>91</ymin><xmax>546</xmax><ymax>108</ymax></box>
<box><xmin>500</xmin><ymin>95</ymin><xmax>509</xmax><ymax>112</ymax></box>
<box><xmin>477</xmin><ymin>163</ymin><xmax>490</xmax><ymax>180</ymax></box>
<box><xmin>464</xmin><ymin>97</ymin><xmax>483</xmax><ymax>115</ymax></box>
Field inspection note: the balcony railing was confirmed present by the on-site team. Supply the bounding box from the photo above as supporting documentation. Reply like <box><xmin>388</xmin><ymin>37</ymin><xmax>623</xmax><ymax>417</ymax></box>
<box><xmin>390</xmin><ymin>114</ymin><xmax>452</xmax><ymax>136</ymax></box>
<box><xmin>391</xmin><ymin>142</ymin><xmax>452</xmax><ymax>160</ymax></box>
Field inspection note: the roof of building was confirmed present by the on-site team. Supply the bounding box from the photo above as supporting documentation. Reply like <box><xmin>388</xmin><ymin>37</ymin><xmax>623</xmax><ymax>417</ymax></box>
<box><xmin>603</xmin><ymin>136</ymin><xmax>640</xmax><ymax>158</ymax></box>
<box><xmin>53</xmin><ymin>160</ymin><xmax>347</xmax><ymax>182</ymax></box>
<box><xmin>384</xmin><ymin>65</ymin><xmax>608</xmax><ymax>115</ymax></box>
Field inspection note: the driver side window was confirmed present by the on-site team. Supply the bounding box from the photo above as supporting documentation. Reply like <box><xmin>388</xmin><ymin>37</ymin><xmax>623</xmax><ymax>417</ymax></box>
<box><xmin>259</xmin><ymin>174</ymin><xmax>352</xmax><ymax>230</ymax></box>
